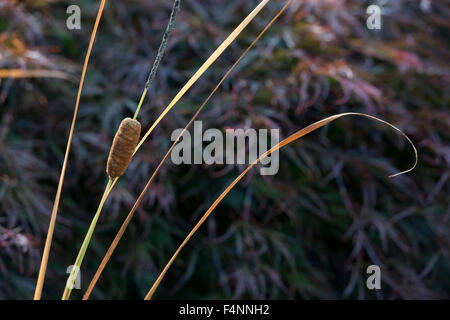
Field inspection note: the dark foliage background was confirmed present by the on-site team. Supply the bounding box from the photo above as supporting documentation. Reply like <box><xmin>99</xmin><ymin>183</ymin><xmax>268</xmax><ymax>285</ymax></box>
<box><xmin>0</xmin><ymin>0</ymin><xmax>449</xmax><ymax>299</ymax></box>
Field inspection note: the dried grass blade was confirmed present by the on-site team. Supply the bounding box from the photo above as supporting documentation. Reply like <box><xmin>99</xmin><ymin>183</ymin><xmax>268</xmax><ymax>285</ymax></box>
<box><xmin>144</xmin><ymin>112</ymin><xmax>418</xmax><ymax>300</ymax></box>
<box><xmin>0</xmin><ymin>69</ymin><xmax>69</xmax><ymax>79</ymax></box>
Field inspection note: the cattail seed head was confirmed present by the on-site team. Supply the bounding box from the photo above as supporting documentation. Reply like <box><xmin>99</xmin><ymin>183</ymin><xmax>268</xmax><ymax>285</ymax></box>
<box><xmin>106</xmin><ymin>117</ymin><xmax>141</xmax><ymax>178</ymax></box>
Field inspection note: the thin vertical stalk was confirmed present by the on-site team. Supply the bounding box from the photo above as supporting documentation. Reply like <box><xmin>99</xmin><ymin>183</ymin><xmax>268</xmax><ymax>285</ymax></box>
<box><xmin>34</xmin><ymin>0</ymin><xmax>107</xmax><ymax>300</ymax></box>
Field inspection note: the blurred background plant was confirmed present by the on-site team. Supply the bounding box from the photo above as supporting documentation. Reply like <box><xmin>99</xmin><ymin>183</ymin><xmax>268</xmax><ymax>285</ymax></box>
<box><xmin>0</xmin><ymin>0</ymin><xmax>448</xmax><ymax>299</ymax></box>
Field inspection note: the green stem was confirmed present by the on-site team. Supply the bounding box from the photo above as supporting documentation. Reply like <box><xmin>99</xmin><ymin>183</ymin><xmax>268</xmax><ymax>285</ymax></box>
<box><xmin>133</xmin><ymin>88</ymin><xmax>148</xmax><ymax>120</ymax></box>
<box><xmin>62</xmin><ymin>178</ymin><xmax>112</xmax><ymax>300</ymax></box>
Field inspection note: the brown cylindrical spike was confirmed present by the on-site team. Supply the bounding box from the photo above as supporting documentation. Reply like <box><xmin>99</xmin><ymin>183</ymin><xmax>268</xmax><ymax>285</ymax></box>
<box><xmin>106</xmin><ymin>118</ymin><xmax>141</xmax><ymax>178</ymax></box>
